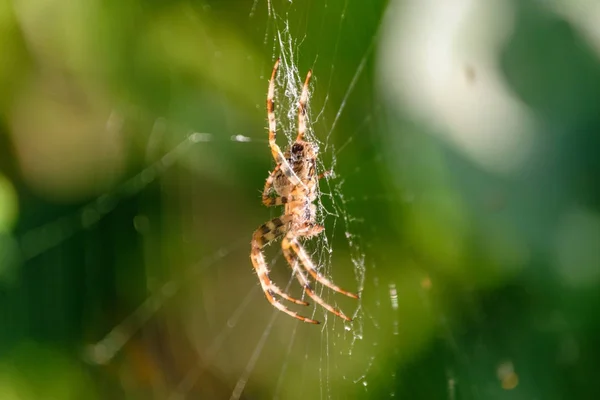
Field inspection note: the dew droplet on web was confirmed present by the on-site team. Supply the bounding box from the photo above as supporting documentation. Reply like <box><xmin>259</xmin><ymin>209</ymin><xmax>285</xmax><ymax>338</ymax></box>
<box><xmin>389</xmin><ymin>282</ymin><xmax>399</xmax><ymax>310</ymax></box>
<box><xmin>231</xmin><ymin>134</ymin><xmax>252</xmax><ymax>142</ymax></box>
<box><xmin>189</xmin><ymin>132</ymin><xmax>212</xmax><ymax>143</ymax></box>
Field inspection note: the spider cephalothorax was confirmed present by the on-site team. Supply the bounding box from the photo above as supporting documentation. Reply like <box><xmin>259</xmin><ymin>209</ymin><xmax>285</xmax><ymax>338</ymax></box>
<box><xmin>289</xmin><ymin>141</ymin><xmax>317</xmax><ymax>164</ymax></box>
<box><xmin>272</xmin><ymin>141</ymin><xmax>317</xmax><ymax>201</ymax></box>
<box><xmin>250</xmin><ymin>59</ymin><xmax>358</xmax><ymax>324</ymax></box>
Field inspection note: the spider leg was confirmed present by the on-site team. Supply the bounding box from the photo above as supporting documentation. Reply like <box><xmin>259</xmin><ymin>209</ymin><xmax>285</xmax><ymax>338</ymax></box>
<box><xmin>262</xmin><ymin>166</ymin><xmax>306</xmax><ymax>207</ymax></box>
<box><xmin>263</xmin><ymin>195</ymin><xmax>301</xmax><ymax>207</ymax></box>
<box><xmin>284</xmin><ymin>235</ymin><xmax>359</xmax><ymax>299</ymax></box>
<box><xmin>282</xmin><ymin>242</ymin><xmax>352</xmax><ymax>322</ymax></box>
<box><xmin>251</xmin><ymin>217</ymin><xmax>319</xmax><ymax>324</ymax></box>
<box><xmin>267</xmin><ymin>58</ymin><xmax>306</xmax><ymax>188</ymax></box>
<box><xmin>252</xmin><ymin>217</ymin><xmax>309</xmax><ymax>306</ymax></box>
<box><xmin>261</xmin><ymin>165</ymin><xmax>292</xmax><ymax>206</ymax></box>
<box><xmin>318</xmin><ymin>170</ymin><xmax>332</xmax><ymax>180</ymax></box>
<box><xmin>297</xmin><ymin>69</ymin><xmax>312</xmax><ymax>142</ymax></box>
<box><xmin>261</xmin><ymin>164</ymin><xmax>281</xmax><ymax>207</ymax></box>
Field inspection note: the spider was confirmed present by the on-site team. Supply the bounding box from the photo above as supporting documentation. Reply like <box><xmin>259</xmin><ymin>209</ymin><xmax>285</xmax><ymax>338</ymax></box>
<box><xmin>250</xmin><ymin>58</ymin><xmax>359</xmax><ymax>324</ymax></box>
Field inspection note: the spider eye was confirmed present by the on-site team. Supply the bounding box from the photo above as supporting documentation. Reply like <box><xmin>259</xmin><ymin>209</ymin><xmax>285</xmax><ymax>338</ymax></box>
<box><xmin>292</xmin><ymin>143</ymin><xmax>304</xmax><ymax>153</ymax></box>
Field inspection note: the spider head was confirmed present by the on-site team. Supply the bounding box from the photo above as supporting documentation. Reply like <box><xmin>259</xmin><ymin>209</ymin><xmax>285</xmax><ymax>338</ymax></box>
<box><xmin>291</xmin><ymin>142</ymin><xmax>304</xmax><ymax>154</ymax></box>
<box><xmin>291</xmin><ymin>141</ymin><xmax>317</xmax><ymax>163</ymax></box>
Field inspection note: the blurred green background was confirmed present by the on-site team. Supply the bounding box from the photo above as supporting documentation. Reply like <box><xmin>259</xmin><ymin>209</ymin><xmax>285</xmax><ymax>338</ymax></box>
<box><xmin>2</xmin><ymin>0</ymin><xmax>600</xmax><ymax>399</ymax></box>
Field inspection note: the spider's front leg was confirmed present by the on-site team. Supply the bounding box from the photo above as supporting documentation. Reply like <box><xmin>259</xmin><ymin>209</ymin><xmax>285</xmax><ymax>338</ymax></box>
<box><xmin>261</xmin><ymin>165</ymin><xmax>286</xmax><ymax>207</ymax></box>
<box><xmin>267</xmin><ymin>58</ymin><xmax>306</xmax><ymax>189</ymax></box>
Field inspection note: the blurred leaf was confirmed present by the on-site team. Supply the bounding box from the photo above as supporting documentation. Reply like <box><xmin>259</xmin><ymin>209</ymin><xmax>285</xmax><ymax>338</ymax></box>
<box><xmin>0</xmin><ymin>342</ymin><xmax>98</xmax><ymax>400</ymax></box>
<box><xmin>0</xmin><ymin>173</ymin><xmax>17</xmax><ymax>232</ymax></box>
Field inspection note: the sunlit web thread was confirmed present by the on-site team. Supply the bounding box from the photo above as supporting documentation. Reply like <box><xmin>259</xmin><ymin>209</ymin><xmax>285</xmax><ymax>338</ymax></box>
<box><xmin>267</xmin><ymin>24</ymin><xmax>375</xmax><ymax>174</ymax></box>
<box><xmin>90</xmin><ymin>63</ymin><xmax>364</xmax><ymax>397</ymax></box>
<box><xmin>389</xmin><ymin>282</ymin><xmax>400</xmax><ymax>336</ymax></box>
<box><xmin>267</xmin><ymin>47</ymin><xmax>370</xmax><ymax>400</ymax></box>
<box><xmin>87</xmin><ymin>246</ymin><xmax>299</xmax><ymax>400</ymax></box>
<box><xmin>352</xmin><ymin>354</ymin><xmax>376</xmax><ymax>390</ymax></box>
<box><xmin>278</xmin><ymin>27</ymin><xmax>375</xmax><ymax>390</ymax></box>
<box><xmin>85</xmin><ymin>236</ymin><xmax>248</xmax><ymax>366</ymax></box>
<box><xmin>312</xmin><ymin>0</ymin><xmax>349</xmax><ymax>127</ymax></box>
<box><xmin>251</xmin><ymin>31</ymin><xmax>369</xmax><ymax>398</ymax></box>
<box><xmin>17</xmin><ymin>3</ymin><xmax>382</xmax><ymax>398</ymax></box>
<box><xmin>272</xmin><ymin>28</ymin><xmax>343</xmax><ymax>259</ymax></box>
<box><xmin>229</xmin><ymin>259</ymin><xmax>313</xmax><ymax>400</ymax></box>
<box><xmin>13</xmin><ymin>113</ymin><xmax>275</xmax><ymax>365</ymax></box>
<box><xmin>321</xmin><ymin>314</ymin><xmax>332</xmax><ymax>399</ymax></box>
<box><xmin>271</xmin><ymin>3</ymin><xmax>373</xmax><ymax>311</ymax></box>
<box><xmin>190</xmin><ymin>0</ymin><xmax>372</xmax><ymax>399</ymax></box>
<box><xmin>273</xmin><ymin>293</ymin><xmax>302</xmax><ymax>398</ymax></box>
<box><xmin>169</xmin><ymin>284</ymin><xmax>260</xmax><ymax>400</ymax></box>
<box><xmin>169</xmin><ymin>253</ymin><xmax>295</xmax><ymax>400</ymax></box>
<box><xmin>323</xmin><ymin>34</ymin><xmax>375</xmax><ymax>154</ymax></box>
<box><xmin>272</xmin><ymin>255</ymin><xmax>350</xmax><ymax>400</ymax></box>
<box><xmin>268</xmin><ymin>43</ymin><xmax>341</xmax><ymax>298</ymax></box>
<box><xmin>16</xmin><ymin>129</ymin><xmax>266</xmax><ymax>262</ymax></box>
<box><xmin>229</xmin><ymin>304</ymin><xmax>281</xmax><ymax>400</ymax></box>
<box><xmin>271</xmin><ymin>0</ymin><xmax>368</xmax><ymax>325</ymax></box>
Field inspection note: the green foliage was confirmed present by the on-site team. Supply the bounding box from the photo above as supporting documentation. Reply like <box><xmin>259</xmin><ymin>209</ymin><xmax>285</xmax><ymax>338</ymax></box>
<box><xmin>1</xmin><ymin>0</ymin><xmax>600</xmax><ymax>398</ymax></box>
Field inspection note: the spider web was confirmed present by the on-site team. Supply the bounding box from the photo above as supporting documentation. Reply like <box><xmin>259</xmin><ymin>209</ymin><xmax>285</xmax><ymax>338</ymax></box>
<box><xmin>5</xmin><ymin>1</ymin><xmax>599</xmax><ymax>399</ymax></box>
<box><xmin>1</xmin><ymin>0</ymin><xmax>465</xmax><ymax>399</ymax></box>
<box><xmin>2</xmin><ymin>1</ymin><xmax>387</xmax><ymax>399</ymax></box>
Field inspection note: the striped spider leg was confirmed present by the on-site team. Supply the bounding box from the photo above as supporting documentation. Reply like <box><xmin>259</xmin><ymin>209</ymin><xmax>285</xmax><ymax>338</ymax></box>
<box><xmin>250</xmin><ymin>59</ymin><xmax>359</xmax><ymax>324</ymax></box>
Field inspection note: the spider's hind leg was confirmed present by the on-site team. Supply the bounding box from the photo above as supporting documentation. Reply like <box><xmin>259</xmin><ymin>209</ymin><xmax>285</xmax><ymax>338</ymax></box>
<box><xmin>282</xmin><ymin>237</ymin><xmax>352</xmax><ymax>322</ymax></box>
<box><xmin>285</xmin><ymin>235</ymin><xmax>359</xmax><ymax>300</ymax></box>
<box><xmin>251</xmin><ymin>217</ymin><xmax>319</xmax><ymax>324</ymax></box>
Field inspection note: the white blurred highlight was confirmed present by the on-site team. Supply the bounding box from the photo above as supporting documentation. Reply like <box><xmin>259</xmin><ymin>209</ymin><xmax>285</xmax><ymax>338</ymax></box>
<box><xmin>553</xmin><ymin>0</ymin><xmax>600</xmax><ymax>58</ymax></box>
<box><xmin>379</xmin><ymin>0</ymin><xmax>537</xmax><ymax>175</ymax></box>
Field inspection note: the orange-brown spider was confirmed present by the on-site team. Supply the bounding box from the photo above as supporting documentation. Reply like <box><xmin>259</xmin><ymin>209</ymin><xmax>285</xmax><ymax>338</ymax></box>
<box><xmin>250</xmin><ymin>59</ymin><xmax>359</xmax><ymax>324</ymax></box>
